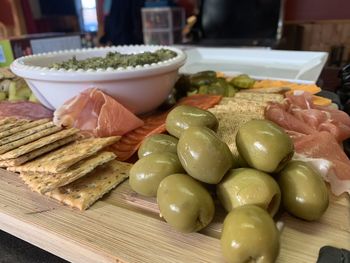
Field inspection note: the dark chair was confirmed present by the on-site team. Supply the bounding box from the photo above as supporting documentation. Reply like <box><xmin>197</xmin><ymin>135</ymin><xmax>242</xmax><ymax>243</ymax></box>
<box><xmin>190</xmin><ymin>0</ymin><xmax>283</xmax><ymax>47</ymax></box>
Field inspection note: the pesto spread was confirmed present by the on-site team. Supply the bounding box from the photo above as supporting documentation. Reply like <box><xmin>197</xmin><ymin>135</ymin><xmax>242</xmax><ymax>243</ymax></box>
<box><xmin>51</xmin><ymin>48</ymin><xmax>177</xmax><ymax>70</ymax></box>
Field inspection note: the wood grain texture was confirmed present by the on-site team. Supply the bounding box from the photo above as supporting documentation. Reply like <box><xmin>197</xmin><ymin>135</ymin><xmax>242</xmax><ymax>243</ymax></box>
<box><xmin>0</xmin><ymin>168</ymin><xmax>349</xmax><ymax>263</ymax></box>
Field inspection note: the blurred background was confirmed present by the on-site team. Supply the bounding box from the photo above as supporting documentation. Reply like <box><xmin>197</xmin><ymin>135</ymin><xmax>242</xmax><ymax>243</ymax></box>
<box><xmin>0</xmin><ymin>0</ymin><xmax>349</xmax><ymax>91</ymax></box>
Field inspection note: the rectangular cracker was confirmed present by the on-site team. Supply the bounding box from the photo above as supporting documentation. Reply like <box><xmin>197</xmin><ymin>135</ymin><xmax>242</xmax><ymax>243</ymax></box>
<box><xmin>0</xmin><ymin>117</ymin><xmax>17</xmax><ymax>126</ymax></box>
<box><xmin>222</xmin><ymin>93</ymin><xmax>284</xmax><ymax>103</ymax></box>
<box><xmin>0</xmin><ymin>134</ymin><xmax>79</xmax><ymax>167</ymax></box>
<box><xmin>0</xmin><ymin>120</ymin><xmax>54</xmax><ymax>146</ymax></box>
<box><xmin>0</xmin><ymin>119</ymin><xmax>30</xmax><ymax>133</ymax></box>
<box><xmin>239</xmin><ymin>87</ymin><xmax>290</xmax><ymax>94</ymax></box>
<box><xmin>20</xmin><ymin>151</ymin><xmax>116</xmax><ymax>194</ymax></box>
<box><xmin>46</xmin><ymin>160</ymin><xmax>132</xmax><ymax>210</ymax></box>
<box><xmin>209</xmin><ymin>103</ymin><xmax>266</xmax><ymax>116</ymax></box>
<box><xmin>1</xmin><ymin>128</ymin><xmax>79</xmax><ymax>159</ymax></box>
<box><xmin>0</xmin><ymin>119</ymin><xmax>51</xmax><ymax>140</ymax></box>
<box><xmin>8</xmin><ymin>136</ymin><xmax>120</xmax><ymax>173</ymax></box>
<box><xmin>0</xmin><ymin>126</ymin><xmax>63</xmax><ymax>155</ymax></box>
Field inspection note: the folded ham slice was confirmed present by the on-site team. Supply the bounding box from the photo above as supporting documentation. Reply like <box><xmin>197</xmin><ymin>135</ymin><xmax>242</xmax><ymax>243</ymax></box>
<box><xmin>53</xmin><ymin>88</ymin><xmax>144</xmax><ymax>137</ymax></box>
<box><xmin>0</xmin><ymin>101</ymin><xmax>53</xmax><ymax>120</ymax></box>
<box><xmin>266</xmin><ymin>92</ymin><xmax>350</xmax><ymax>196</ymax></box>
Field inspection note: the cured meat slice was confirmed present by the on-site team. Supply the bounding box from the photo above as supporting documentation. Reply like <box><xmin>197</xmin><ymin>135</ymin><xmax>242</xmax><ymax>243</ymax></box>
<box><xmin>265</xmin><ymin>103</ymin><xmax>315</xmax><ymax>135</ymax></box>
<box><xmin>54</xmin><ymin>88</ymin><xmax>144</xmax><ymax>137</ymax></box>
<box><xmin>112</xmin><ymin>94</ymin><xmax>222</xmax><ymax>161</ymax></box>
<box><xmin>266</xmin><ymin>92</ymin><xmax>350</xmax><ymax>142</ymax></box>
<box><xmin>0</xmin><ymin>101</ymin><xmax>53</xmax><ymax>120</ymax></box>
<box><xmin>285</xmin><ymin>92</ymin><xmax>314</xmax><ymax>109</ymax></box>
<box><xmin>293</xmin><ymin>131</ymin><xmax>350</xmax><ymax>195</ymax></box>
<box><xmin>266</xmin><ymin>92</ymin><xmax>350</xmax><ymax>195</ymax></box>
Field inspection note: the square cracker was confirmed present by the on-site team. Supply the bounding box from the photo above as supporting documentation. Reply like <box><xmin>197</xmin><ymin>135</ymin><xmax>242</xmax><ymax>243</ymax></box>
<box><xmin>212</xmin><ymin>112</ymin><xmax>264</xmax><ymax>157</ymax></box>
<box><xmin>0</xmin><ymin>126</ymin><xmax>69</xmax><ymax>156</ymax></box>
<box><xmin>8</xmin><ymin>136</ymin><xmax>120</xmax><ymax>173</ymax></box>
<box><xmin>46</xmin><ymin>160</ymin><xmax>132</xmax><ymax>210</ymax></box>
<box><xmin>0</xmin><ymin>134</ymin><xmax>79</xmax><ymax>167</ymax></box>
<box><xmin>0</xmin><ymin>120</ymin><xmax>54</xmax><ymax>146</ymax></box>
<box><xmin>20</xmin><ymin>151</ymin><xmax>116</xmax><ymax>194</ymax></box>
<box><xmin>0</xmin><ymin>119</ymin><xmax>30</xmax><ymax>133</ymax></box>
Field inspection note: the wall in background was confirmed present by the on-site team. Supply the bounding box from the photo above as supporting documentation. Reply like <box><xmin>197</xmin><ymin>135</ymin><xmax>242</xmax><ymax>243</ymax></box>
<box><xmin>285</xmin><ymin>0</ymin><xmax>350</xmax><ymax>21</ymax></box>
<box><xmin>0</xmin><ymin>0</ymin><xmax>15</xmax><ymax>26</ymax></box>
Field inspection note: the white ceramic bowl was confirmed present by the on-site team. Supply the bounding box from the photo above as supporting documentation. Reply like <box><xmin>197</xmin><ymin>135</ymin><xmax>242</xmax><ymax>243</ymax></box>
<box><xmin>10</xmin><ymin>45</ymin><xmax>186</xmax><ymax>114</ymax></box>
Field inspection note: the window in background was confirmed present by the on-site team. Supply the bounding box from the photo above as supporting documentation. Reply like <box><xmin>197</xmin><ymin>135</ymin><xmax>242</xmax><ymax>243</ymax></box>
<box><xmin>81</xmin><ymin>0</ymin><xmax>98</xmax><ymax>32</ymax></box>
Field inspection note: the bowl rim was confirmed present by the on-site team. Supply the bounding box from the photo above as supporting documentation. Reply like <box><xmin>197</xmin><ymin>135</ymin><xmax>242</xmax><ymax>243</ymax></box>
<box><xmin>10</xmin><ymin>45</ymin><xmax>186</xmax><ymax>82</ymax></box>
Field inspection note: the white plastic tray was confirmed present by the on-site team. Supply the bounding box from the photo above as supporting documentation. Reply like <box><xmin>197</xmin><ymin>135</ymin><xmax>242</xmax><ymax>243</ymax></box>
<box><xmin>179</xmin><ymin>47</ymin><xmax>328</xmax><ymax>83</ymax></box>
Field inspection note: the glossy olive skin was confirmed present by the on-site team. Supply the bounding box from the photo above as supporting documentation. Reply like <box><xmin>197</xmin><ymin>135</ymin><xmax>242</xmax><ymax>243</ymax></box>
<box><xmin>236</xmin><ymin>120</ymin><xmax>294</xmax><ymax>173</ymax></box>
<box><xmin>138</xmin><ymin>134</ymin><xmax>178</xmax><ymax>159</ymax></box>
<box><xmin>165</xmin><ymin>105</ymin><xmax>219</xmax><ymax>138</ymax></box>
<box><xmin>129</xmin><ymin>152</ymin><xmax>184</xmax><ymax>197</ymax></box>
<box><xmin>217</xmin><ymin>168</ymin><xmax>281</xmax><ymax>216</ymax></box>
<box><xmin>157</xmin><ymin>173</ymin><xmax>215</xmax><ymax>233</ymax></box>
<box><xmin>278</xmin><ymin>161</ymin><xmax>329</xmax><ymax>221</ymax></box>
<box><xmin>177</xmin><ymin>126</ymin><xmax>233</xmax><ymax>184</ymax></box>
<box><xmin>221</xmin><ymin>205</ymin><xmax>280</xmax><ymax>263</ymax></box>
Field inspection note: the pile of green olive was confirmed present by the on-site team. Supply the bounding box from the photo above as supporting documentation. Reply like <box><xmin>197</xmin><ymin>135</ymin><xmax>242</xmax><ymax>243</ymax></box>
<box><xmin>129</xmin><ymin>105</ymin><xmax>329</xmax><ymax>263</ymax></box>
<box><xmin>174</xmin><ymin>71</ymin><xmax>255</xmax><ymax>99</ymax></box>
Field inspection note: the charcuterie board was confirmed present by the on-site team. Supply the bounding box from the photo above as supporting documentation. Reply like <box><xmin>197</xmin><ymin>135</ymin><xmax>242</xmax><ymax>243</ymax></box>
<box><xmin>0</xmin><ymin>167</ymin><xmax>348</xmax><ymax>263</ymax></box>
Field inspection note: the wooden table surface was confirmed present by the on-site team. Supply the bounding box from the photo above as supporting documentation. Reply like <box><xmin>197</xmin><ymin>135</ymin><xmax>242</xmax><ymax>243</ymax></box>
<box><xmin>0</xmin><ymin>168</ymin><xmax>349</xmax><ymax>263</ymax></box>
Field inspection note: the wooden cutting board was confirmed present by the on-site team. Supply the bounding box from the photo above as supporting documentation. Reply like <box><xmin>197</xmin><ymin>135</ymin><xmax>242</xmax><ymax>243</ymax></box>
<box><xmin>0</xmin><ymin>168</ymin><xmax>349</xmax><ymax>263</ymax></box>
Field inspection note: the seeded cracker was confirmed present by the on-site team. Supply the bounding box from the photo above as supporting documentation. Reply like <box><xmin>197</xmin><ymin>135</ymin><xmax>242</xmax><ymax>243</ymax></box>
<box><xmin>20</xmin><ymin>152</ymin><xmax>116</xmax><ymax>193</ymax></box>
<box><xmin>0</xmin><ymin>119</ymin><xmax>30</xmax><ymax>133</ymax></box>
<box><xmin>0</xmin><ymin>120</ymin><xmax>54</xmax><ymax>146</ymax></box>
<box><xmin>222</xmin><ymin>92</ymin><xmax>284</xmax><ymax>103</ymax></box>
<box><xmin>0</xmin><ymin>117</ymin><xmax>17</xmax><ymax>126</ymax></box>
<box><xmin>216</xmin><ymin>114</ymin><xmax>264</xmax><ymax>157</ymax></box>
<box><xmin>0</xmin><ymin>119</ymin><xmax>50</xmax><ymax>140</ymax></box>
<box><xmin>1</xmin><ymin>128</ymin><xmax>79</xmax><ymax>160</ymax></box>
<box><xmin>0</xmin><ymin>135</ymin><xmax>79</xmax><ymax>167</ymax></box>
<box><xmin>46</xmin><ymin>160</ymin><xmax>132</xmax><ymax>210</ymax></box>
<box><xmin>8</xmin><ymin>136</ymin><xmax>120</xmax><ymax>173</ymax></box>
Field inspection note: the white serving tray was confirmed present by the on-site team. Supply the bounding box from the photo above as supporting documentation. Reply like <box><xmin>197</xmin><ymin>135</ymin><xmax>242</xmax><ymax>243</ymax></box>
<box><xmin>179</xmin><ymin>47</ymin><xmax>328</xmax><ymax>83</ymax></box>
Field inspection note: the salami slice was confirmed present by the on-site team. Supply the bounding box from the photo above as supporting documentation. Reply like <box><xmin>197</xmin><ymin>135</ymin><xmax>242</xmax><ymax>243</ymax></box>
<box><xmin>0</xmin><ymin>101</ymin><xmax>53</xmax><ymax>120</ymax></box>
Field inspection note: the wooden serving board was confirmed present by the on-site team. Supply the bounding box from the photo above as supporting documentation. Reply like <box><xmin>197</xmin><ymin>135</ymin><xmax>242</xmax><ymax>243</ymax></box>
<box><xmin>0</xmin><ymin>168</ymin><xmax>349</xmax><ymax>263</ymax></box>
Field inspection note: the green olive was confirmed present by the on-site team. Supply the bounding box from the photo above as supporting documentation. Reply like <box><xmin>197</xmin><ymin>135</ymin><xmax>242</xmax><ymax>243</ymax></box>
<box><xmin>221</xmin><ymin>205</ymin><xmax>280</xmax><ymax>263</ymax></box>
<box><xmin>278</xmin><ymin>161</ymin><xmax>329</xmax><ymax>221</ymax></box>
<box><xmin>138</xmin><ymin>134</ymin><xmax>178</xmax><ymax>159</ymax></box>
<box><xmin>165</xmin><ymin>105</ymin><xmax>219</xmax><ymax>138</ymax></box>
<box><xmin>236</xmin><ymin>119</ymin><xmax>294</xmax><ymax>173</ymax></box>
<box><xmin>230</xmin><ymin>74</ymin><xmax>255</xmax><ymax>89</ymax></box>
<box><xmin>177</xmin><ymin>126</ymin><xmax>233</xmax><ymax>184</ymax></box>
<box><xmin>217</xmin><ymin>168</ymin><xmax>281</xmax><ymax>216</ymax></box>
<box><xmin>129</xmin><ymin>152</ymin><xmax>184</xmax><ymax>197</ymax></box>
<box><xmin>189</xmin><ymin>70</ymin><xmax>217</xmax><ymax>87</ymax></box>
<box><xmin>157</xmin><ymin>173</ymin><xmax>215</xmax><ymax>233</ymax></box>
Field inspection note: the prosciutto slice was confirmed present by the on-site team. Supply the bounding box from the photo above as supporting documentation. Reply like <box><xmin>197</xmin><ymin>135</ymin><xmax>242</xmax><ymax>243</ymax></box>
<box><xmin>266</xmin><ymin>92</ymin><xmax>350</xmax><ymax>196</ymax></box>
<box><xmin>267</xmin><ymin>93</ymin><xmax>350</xmax><ymax>142</ymax></box>
<box><xmin>53</xmin><ymin>88</ymin><xmax>144</xmax><ymax>137</ymax></box>
<box><xmin>0</xmin><ymin>101</ymin><xmax>53</xmax><ymax>120</ymax></box>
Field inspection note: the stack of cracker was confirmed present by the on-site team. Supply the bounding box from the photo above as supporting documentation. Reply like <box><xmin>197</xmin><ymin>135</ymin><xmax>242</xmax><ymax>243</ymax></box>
<box><xmin>209</xmin><ymin>92</ymin><xmax>284</xmax><ymax>158</ymax></box>
<box><xmin>0</xmin><ymin>118</ymin><xmax>132</xmax><ymax>210</ymax></box>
